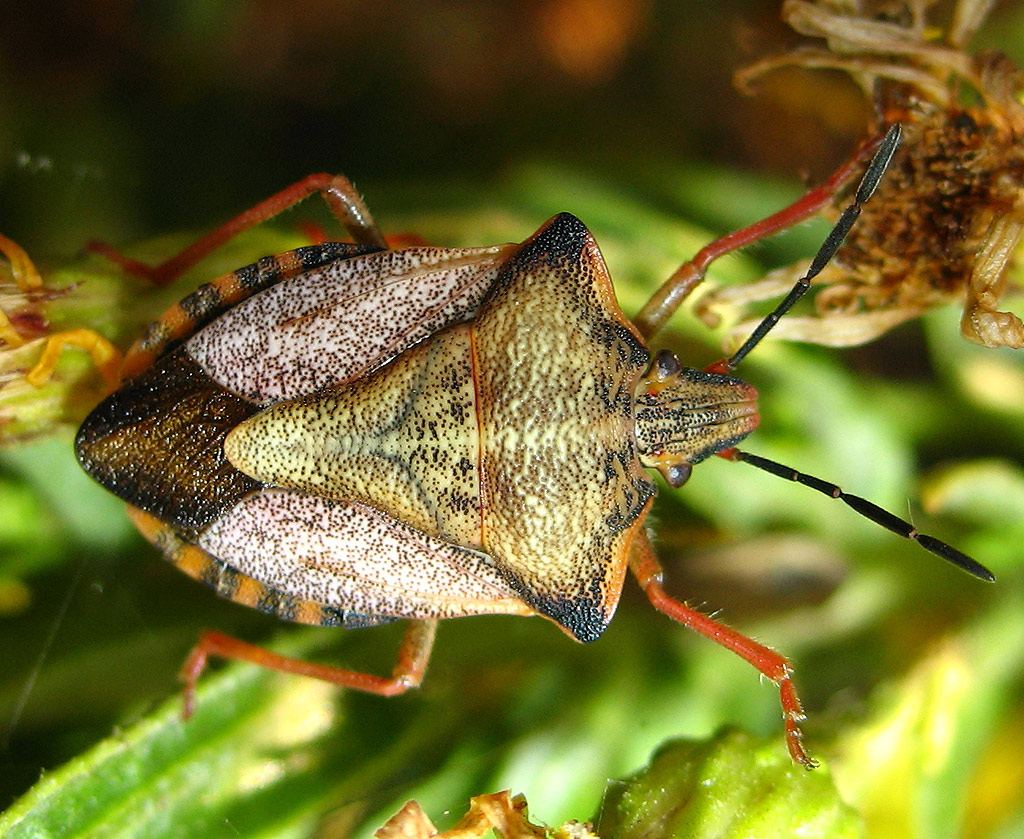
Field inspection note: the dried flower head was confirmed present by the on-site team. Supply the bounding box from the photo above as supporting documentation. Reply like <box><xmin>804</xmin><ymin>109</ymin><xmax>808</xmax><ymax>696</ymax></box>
<box><xmin>0</xmin><ymin>236</ymin><xmax>121</xmax><ymax>442</ymax></box>
<box><xmin>697</xmin><ymin>0</ymin><xmax>1024</xmax><ymax>349</ymax></box>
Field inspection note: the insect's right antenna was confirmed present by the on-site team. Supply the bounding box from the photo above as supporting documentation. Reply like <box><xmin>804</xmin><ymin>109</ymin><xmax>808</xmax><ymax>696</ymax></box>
<box><xmin>712</xmin><ymin>123</ymin><xmax>902</xmax><ymax>375</ymax></box>
<box><xmin>718</xmin><ymin>447</ymin><xmax>996</xmax><ymax>582</ymax></box>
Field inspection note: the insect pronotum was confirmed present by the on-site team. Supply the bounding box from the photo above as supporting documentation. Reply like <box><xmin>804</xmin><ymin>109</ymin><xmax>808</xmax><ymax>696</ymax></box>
<box><xmin>62</xmin><ymin>122</ymin><xmax>993</xmax><ymax>767</ymax></box>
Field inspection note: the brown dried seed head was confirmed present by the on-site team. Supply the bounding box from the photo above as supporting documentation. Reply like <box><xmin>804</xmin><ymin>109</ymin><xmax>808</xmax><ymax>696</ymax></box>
<box><xmin>834</xmin><ymin>98</ymin><xmax>1024</xmax><ymax>311</ymax></box>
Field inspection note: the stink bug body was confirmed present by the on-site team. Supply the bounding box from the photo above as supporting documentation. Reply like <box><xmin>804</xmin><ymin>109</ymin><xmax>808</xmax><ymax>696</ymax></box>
<box><xmin>71</xmin><ymin>124</ymin><xmax>991</xmax><ymax>767</ymax></box>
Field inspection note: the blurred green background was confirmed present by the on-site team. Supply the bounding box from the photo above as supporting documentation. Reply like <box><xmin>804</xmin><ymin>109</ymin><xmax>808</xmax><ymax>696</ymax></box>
<box><xmin>2</xmin><ymin>2</ymin><xmax>1024</xmax><ymax>838</ymax></box>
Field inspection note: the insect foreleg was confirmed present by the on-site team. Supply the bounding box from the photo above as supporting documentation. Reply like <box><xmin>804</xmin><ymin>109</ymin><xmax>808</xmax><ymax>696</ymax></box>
<box><xmin>628</xmin><ymin>529</ymin><xmax>816</xmax><ymax>768</ymax></box>
<box><xmin>633</xmin><ymin>124</ymin><xmax>899</xmax><ymax>342</ymax></box>
<box><xmin>714</xmin><ymin>123</ymin><xmax>902</xmax><ymax>372</ymax></box>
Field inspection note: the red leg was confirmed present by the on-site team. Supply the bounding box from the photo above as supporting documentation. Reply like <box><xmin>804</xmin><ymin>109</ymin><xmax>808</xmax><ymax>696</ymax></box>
<box><xmin>88</xmin><ymin>173</ymin><xmax>387</xmax><ymax>286</ymax></box>
<box><xmin>179</xmin><ymin>618</ymin><xmax>437</xmax><ymax>718</ymax></box>
<box><xmin>698</xmin><ymin>123</ymin><xmax>901</xmax><ymax>375</ymax></box>
<box><xmin>629</xmin><ymin>530</ymin><xmax>816</xmax><ymax>767</ymax></box>
<box><xmin>632</xmin><ymin>129</ymin><xmax>892</xmax><ymax>341</ymax></box>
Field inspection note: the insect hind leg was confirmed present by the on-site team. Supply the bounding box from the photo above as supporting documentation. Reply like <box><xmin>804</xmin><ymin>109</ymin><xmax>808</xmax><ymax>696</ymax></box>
<box><xmin>125</xmin><ymin>505</ymin><xmax>435</xmax><ymax>717</ymax></box>
<box><xmin>87</xmin><ymin>172</ymin><xmax>387</xmax><ymax>286</ymax></box>
<box><xmin>180</xmin><ymin>620</ymin><xmax>437</xmax><ymax>719</ymax></box>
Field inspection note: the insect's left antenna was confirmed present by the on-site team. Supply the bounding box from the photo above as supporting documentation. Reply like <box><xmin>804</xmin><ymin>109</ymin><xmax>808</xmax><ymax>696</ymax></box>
<box><xmin>702</xmin><ymin>123</ymin><xmax>991</xmax><ymax>582</ymax></box>
<box><xmin>717</xmin><ymin>447</ymin><xmax>995</xmax><ymax>581</ymax></box>
<box><xmin>718</xmin><ymin>123</ymin><xmax>902</xmax><ymax>373</ymax></box>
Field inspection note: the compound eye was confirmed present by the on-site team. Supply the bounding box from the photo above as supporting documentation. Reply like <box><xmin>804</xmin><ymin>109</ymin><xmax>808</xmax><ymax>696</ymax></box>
<box><xmin>654</xmin><ymin>349</ymin><xmax>682</xmax><ymax>380</ymax></box>
<box><xmin>664</xmin><ymin>462</ymin><xmax>692</xmax><ymax>489</ymax></box>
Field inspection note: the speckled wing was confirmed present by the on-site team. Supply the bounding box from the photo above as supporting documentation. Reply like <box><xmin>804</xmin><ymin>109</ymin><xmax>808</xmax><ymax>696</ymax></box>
<box><xmin>187</xmin><ymin>244</ymin><xmax>516</xmax><ymax>404</ymax></box>
<box><xmin>474</xmin><ymin>213</ymin><xmax>657</xmax><ymax>643</ymax></box>
<box><xmin>76</xmin><ymin>244</ymin><xmax>513</xmax><ymax>542</ymax></box>
<box><xmin>199</xmin><ymin>489</ymin><xmax>535</xmax><ymax>621</ymax></box>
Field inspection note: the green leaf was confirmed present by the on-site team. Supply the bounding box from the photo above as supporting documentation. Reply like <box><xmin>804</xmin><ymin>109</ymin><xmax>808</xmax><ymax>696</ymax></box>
<box><xmin>598</xmin><ymin>731</ymin><xmax>862</xmax><ymax>839</ymax></box>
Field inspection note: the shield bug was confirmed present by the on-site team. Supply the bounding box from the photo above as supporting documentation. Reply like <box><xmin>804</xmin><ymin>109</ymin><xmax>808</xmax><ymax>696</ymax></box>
<box><xmin>699</xmin><ymin>0</ymin><xmax>1024</xmax><ymax>350</ymax></box>
<box><xmin>64</xmin><ymin>123</ymin><xmax>992</xmax><ymax>768</ymax></box>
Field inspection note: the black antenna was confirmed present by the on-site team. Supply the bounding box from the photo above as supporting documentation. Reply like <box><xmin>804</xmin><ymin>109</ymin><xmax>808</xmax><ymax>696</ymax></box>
<box><xmin>720</xmin><ymin>449</ymin><xmax>995</xmax><ymax>582</ymax></box>
<box><xmin>722</xmin><ymin>123</ymin><xmax>902</xmax><ymax>372</ymax></box>
<box><xmin>711</xmin><ymin>123</ymin><xmax>995</xmax><ymax>583</ymax></box>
